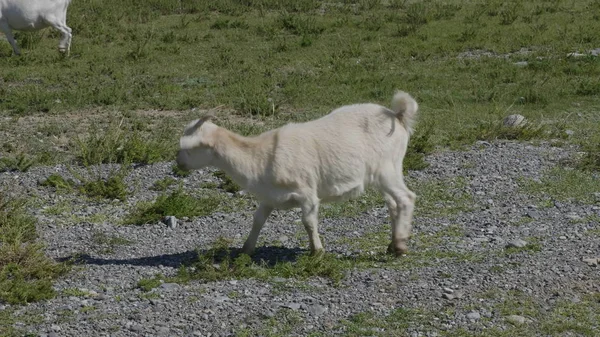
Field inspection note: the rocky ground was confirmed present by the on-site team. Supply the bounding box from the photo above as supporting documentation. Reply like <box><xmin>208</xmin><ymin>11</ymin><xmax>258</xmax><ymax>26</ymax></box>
<box><xmin>1</xmin><ymin>140</ymin><xmax>599</xmax><ymax>337</ymax></box>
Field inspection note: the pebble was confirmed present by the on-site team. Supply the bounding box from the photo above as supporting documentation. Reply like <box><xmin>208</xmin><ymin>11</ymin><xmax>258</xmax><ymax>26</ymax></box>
<box><xmin>506</xmin><ymin>315</ymin><xmax>527</xmax><ymax>325</ymax></box>
<box><xmin>164</xmin><ymin>216</ymin><xmax>177</xmax><ymax>229</ymax></box>
<box><xmin>307</xmin><ymin>304</ymin><xmax>328</xmax><ymax>316</ymax></box>
<box><xmin>582</xmin><ymin>257</ymin><xmax>599</xmax><ymax>266</ymax></box>
<box><xmin>466</xmin><ymin>311</ymin><xmax>481</xmax><ymax>320</ymax></box>
<box><xmin>503</xmin><ymin>114</ymin><xmax>526</xmax><ymax>127</ymax></box>
<box><xmin>506</xmin><ymin>239</ymin><xmax>527</xmax><ymax>248</ymax></box>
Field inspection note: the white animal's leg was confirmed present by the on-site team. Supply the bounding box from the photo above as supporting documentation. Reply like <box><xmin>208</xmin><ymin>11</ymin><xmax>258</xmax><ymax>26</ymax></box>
<box><xmin>300</xmin><ymin>199</ymin><xmax>324</xmax><ymax>255</ymax></box>
<box><xmin>241</xmin><ymin>203</ymin><xmax>273</xmax><ymax>255</ymax></box>
<box><xmin>43</xmin><ymin>16</ymin><xmax>72</xmax><ymax>55</ymax></box>
<box><xmin>383</xmin><ymin>193</ymin><xmax>400</xmax><ymax>254</ymax></box>
<box><xmin>0</xmin><ymin>23</ymin><xmax>20</xmax><ymax>55</ymax></box>
<box><xmin>380</xmin><ymin>168</ymin><xmax>416</xmax><ymax>256</ymax></box>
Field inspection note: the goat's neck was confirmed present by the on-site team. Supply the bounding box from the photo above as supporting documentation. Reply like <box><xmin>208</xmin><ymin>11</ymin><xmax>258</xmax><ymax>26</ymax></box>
<box><xmin>212</xmin><ymin>127</ymin><xmax>266</xmax><ymax>188</ymax></box>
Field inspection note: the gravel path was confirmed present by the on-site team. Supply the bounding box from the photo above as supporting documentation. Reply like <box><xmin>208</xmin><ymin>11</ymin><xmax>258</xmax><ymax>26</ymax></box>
<box><xmin>1</xmin><ymin>140</ymin><xmax>599</xmax><ymax>337</ymax></box>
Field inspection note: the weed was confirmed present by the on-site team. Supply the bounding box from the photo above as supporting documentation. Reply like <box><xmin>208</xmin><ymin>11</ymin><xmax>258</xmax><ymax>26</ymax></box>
<box><xmin>405</xmin><ymin>121</ymin><xmax>435</xmax><ymax>172</ymax></box>
<box><xmin>76</xmin><ymin>118</ymin><xmax>174</xmax><ymax>166</ymax></box>
<box><xmin>577</xmin><ymin>138</ymin><xmax>600</xmax><ymax>172</ymax></box>
<box><xmin>171</xmin><ymin>163</ymin><xmax>191</xmax><ymax>177</ymax></box>
<box><xmin>176</xmin><ymin>238</ymin><xmax>347</xmax><ymax>285</ymax></box>
<box><xmin>503</xmin><ymin>237</ymin><xmax>543</xmax><ymax>255</ymax></box>
<box><xmin>0</xmin><ymin>153</ymin><xmax>35</xmax><ymax>173</ymax></box>
<box><xmin>125</xmin><ymin>188</ymin><xmax>224</xmax><ymax>225</ymax></box>
<box><xmin>137</xmin><ymin>275</ymin><xmax>164</xmax><ymax>292</ymax></box>
<box><xmin>91</xmin><ymin>231</ymin><xmax>133</xmax><ymax>247</ymax></box>
<box><xmin>213</xmin><ymin>170</ymin><xmax>241</xmax><ymax>193</ymax></box>
<box><xmin>151</xmin><ymin>177</ymin><xmax>177</xmax><ymax>191</ymax></box>
<box><xmin>79</xmin><ymin>170</ymin><xmax>129</xmax><ymax>201</ymax></box>
<box><xmin>522</xmin><ymin>167</ymin><xmax>600</xmax><ymax>204</ymax></box>
<box><xmin>39</xmin><ymin>174</ymin><xmax>76</xmax><ymax>192</ymax></box>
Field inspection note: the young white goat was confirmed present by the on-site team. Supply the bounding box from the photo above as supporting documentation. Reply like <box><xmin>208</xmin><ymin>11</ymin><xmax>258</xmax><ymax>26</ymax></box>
<box><xmin>176</xmin><ymin>91</ymin><xmax>418</xmax><ymax>256</ymax></box>
<box><xmin>0</xmin><ymin>0</ymin><xmax>72</xmax><ymax>56</ymax></box>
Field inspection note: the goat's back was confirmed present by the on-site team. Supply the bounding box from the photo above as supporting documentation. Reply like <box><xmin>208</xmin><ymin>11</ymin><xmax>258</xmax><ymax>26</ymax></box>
<box><xmin>269</xmin><ymin>103</ymin><xmax>410</xmax><ymax>197</ymax></box>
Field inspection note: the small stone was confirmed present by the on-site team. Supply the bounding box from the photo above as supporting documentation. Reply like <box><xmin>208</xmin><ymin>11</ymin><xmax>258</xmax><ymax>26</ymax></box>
<box><xmin>442</xmin><ymin>293</ymin><xmax>455</xmax><ymax>300</ymax></box>
<box><xmin>467</xmin><ymin>311</ymin><xmax>481</xmax><ymax>320</ymax></box>
<box><xmin>130</xmin><ymin>324</ymin><xmax>143</xmax><ymax>332</ymax></box>
<box><xmin>506</xmin><ymin>239</ymin><xmax>527</xmax><ymax>249</ymax></box>
<box><xmin>565</xmin><ymin>129</ymin><xmax>574</xmax><ymax>136</ymax></box>
<box><xmin>283</xmin><ymin>302</ymin><xmax>301</xmax><ymax>310</ymax></box>
<box><xmin>156</xmin><ymin>327</ymin><xmax>170</xmax><ymax>335</ymax></box>
<box><xmin>513</xmin><ymin>61</ymin><xmax>528</xmax><ymax>67</ymax></box>
<box><xmin>503</xmin><ymin>114</ymin><xmax>527</xmax><ymax>128</ymax></box>
<box><xmin>506</xmin><ymin>315</ymin><xmax>527</xmax><ymax>325</ymax></box>
<box><xmin>583</xmin><ymin>258</ymin><xmax>599</xmax><ymax>266</ymax></box>
<box><xmin>50</xmin><ymin>325</ymin><xmax>61</xmax><ymax>332</ymax></box>
<box><xmin>307</xmin><ymin>304</ymin><xmax>328</xmax><ymax>316</ymax></box>
<box><xmin>159</xmin><ymin>283</ymin><xmax>179</xmax><ymax>291</ymax></box>
<box><xmin>559</xmin><ymin>236</ymin><xmax>567</xmax><ymax>240</ymax></box>
<box><xmin>443</xmin><ymin>287</ymin><xmax>454</xmax><ymax>294</ymax></box>
<box><xmin>193</xmin><ymin>331</ymin><xmax>204</xmax><ymax>337</ymax></box>
<box><xmin>278</xmin><ymin>235</ymin><xmax>289</xmax><ymax>243</ymax></box>
<box><xmin>48</xmin><ymin>333</ymin><xmax>58</xmax><ymax>337</ymax></box>
<box><xmin>526</xmin><ymin>210</ymin><xmax>540</xmax><ymax>220</ymax></box>
<box><xmin>164</xmin><ymin>216</ymin><xmax>177</xmax><ymax>229</ymax></box>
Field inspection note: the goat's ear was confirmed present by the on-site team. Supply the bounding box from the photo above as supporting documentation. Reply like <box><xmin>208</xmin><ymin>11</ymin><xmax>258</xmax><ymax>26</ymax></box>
<box><xmin>191</xmin><ymin>114</ymin><xmax>215</xmax><ymax>131</ymax></box>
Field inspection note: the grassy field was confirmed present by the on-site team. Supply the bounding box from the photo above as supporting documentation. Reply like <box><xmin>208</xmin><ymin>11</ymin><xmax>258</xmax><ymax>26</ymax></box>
<box><xmin>1</xmin><ymin>0</ymin><xmax>600</xmax><ymax>168</ymax></box>
<box><xmin>1</xmin><ymin>0</ymin><xmax>599</xmax><ymax>335</ymax></box>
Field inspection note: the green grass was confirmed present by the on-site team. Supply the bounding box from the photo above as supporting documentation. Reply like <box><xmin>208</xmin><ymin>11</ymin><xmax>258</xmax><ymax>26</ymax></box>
<box><xmin>175</xmin><ymin>237</ymin><xmax>347</xmax><ymax>285</ymax></box>
<box><xmin>0</xmin><ymin>192</ymin><xmax>68</xmax><ymax>305</ymax></box>
<box><xmin>75</xmin><ymin>116</ymin><xmax>175</xmax><ymax>166</ymax></box>
<box><xmin>521</xmin><ymin>167</ymin><xmax>600</xmax><ymax>204</ymax></box>
<box><xmin>125</xmin><ymin>188</ymin><xmax>237</xmax><ymax>225</ymax></box>
<box><xmin>79</xmin><ymin>171</ymin><xmax>129</xmax><ymax>201</ymax></box>
<box><xmin>1</xmin><ymin>0</ymin><xmax>599</xmax><ymax>169</ymax></box>
<box><xmin>151</xmin><ymin>177</ymin><xmax>177</xmax><ymax>191</ymax></box>
<box><xmin>213</xmin><ymin>170</ymin><xmax>242</xmax><ymax>193</ymax></box>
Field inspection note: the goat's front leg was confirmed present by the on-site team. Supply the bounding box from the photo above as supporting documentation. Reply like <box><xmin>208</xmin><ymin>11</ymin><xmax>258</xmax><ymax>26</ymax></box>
<box><xmin>0</xmin><ymin>24</ymin><xmax>20</xmax><ymax>55</ymax></box>
<box><xmin>241</xmin><ymin>203</ymin><xmax>273</xmax><ymax>255</ymax></box>
<box><xmin>301</xmin><ymin>199</ymin><xmax>324</xmax><ymax>256</ymax></box>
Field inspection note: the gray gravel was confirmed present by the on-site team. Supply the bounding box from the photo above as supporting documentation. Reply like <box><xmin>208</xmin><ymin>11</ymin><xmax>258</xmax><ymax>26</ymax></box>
<box><xmin>1</xmin><ymin>140</ymin><xmax>599</xmax><ymax>336</ymax></box>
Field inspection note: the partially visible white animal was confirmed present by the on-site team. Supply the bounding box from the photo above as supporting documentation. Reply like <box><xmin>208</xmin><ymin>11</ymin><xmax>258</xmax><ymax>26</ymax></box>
<box><xmin>176</xmin><ymin>90</ymin><xmax>419</xmax><ymax>257</ymax></box>
<box><xmin>0</xmin><ymin>0</ymin><xmax>72</xmax><ymax>55</ymax></box>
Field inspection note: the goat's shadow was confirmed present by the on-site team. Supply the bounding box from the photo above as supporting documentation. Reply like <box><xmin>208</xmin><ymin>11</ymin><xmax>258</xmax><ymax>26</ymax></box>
<box><xmin>58</xmin><ymin>246</ymin><xmax>309</xmax><ymax>269</ymax></box>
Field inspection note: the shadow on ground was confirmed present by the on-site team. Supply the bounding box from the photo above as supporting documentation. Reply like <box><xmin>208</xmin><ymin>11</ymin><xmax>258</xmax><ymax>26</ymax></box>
<box><xmin>58</xmin><ymin>246</ymin><xmax>308</xmax><ymax>269</ymax></box>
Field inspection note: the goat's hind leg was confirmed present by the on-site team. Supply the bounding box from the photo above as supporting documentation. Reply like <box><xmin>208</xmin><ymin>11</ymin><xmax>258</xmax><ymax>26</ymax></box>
<box><xmin>381</xmin><ymin>172</ymin><xmax>416</xmax><ymax>257</ymax></box>
<box><xmin>301</xmin><ymin>198</ymin><xmax>324</xmax><ymax>256</ymax></box>
<box><xmin>0</xmin><ymin>23</ymin><xmax>20</xmax><ymax>55</ymax></box>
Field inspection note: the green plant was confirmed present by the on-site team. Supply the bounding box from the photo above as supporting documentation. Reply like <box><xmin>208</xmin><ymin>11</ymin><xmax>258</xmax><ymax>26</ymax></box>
<box><xmin>0</xmin><ymin>192</ymin><xmax>68</xmax><ymax>304</ymax></box>
<box><xmin>39</xmin><ymin>174</ymin><xmax>76</xmax><ymax>192</ymax></box>
<box><xmin>213</xmin><ymin>170</ymin><xmax>241</xmax><ymax>193</ymax></box>
<box><xmin>0</xmin><ymin>153</ymin><xmax>35</xmax><ymax>173</ymax></box>
<box><xmin>171</xmin><ymin>163</ymin><xmax>191</xmax><ymax>177</ymax></box>
<box><xmin>137</xmin><ymin>275</ymin><xmax>164</xmax><ymax>292</ymax></box>
<box><xmin>125</xmin><ymin>188</ymin><xmax>222</xmax><ymax>225</ymax></box>
<box><xmin>79</xmin><ymin>170</ymin><xmax>129</xmax><ymax>201</ymax></box>
<box><xmin>151</xmin><ymin>177</ymin><xmax>177</xmax><ymax>191</ymax></box>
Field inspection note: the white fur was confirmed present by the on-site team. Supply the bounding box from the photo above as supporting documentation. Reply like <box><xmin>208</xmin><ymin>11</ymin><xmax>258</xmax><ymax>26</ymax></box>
<box><xmin>0</xmin><ymin>0</ymin><xmax>72</xmax><ymax>55</ymax></box>
<box><xmin>177</xmin><ymin>90</ymin><xmax>419</xmax><ymax>256</ymax></box>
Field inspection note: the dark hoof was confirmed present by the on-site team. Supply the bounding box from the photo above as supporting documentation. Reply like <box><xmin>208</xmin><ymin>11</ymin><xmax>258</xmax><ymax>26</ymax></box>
<box><xmin>387</xmin><ymin>241</ymin><xmax>408</xmax><ymax>257</ymax></box>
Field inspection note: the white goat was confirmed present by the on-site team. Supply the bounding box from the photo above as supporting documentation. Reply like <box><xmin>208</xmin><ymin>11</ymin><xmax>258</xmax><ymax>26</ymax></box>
<box><xmin>0</xmin><ymin>0</ymin><xmax>72</xmax><ymax>56</ymax></box>
<box><xmin>176</xmin><ymin>91</ymin><xmax>419</xmax><ymax>257</ymax></box>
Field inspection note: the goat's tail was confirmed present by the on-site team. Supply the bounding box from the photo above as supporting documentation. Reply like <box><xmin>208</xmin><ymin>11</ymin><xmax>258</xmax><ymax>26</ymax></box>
<box><xmin>390</xmin><ymin>90</ymin><xmax>419</xmax><ymax>135</ymax></box>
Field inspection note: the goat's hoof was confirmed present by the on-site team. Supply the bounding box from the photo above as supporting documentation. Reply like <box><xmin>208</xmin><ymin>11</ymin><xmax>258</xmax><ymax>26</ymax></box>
<box><xmin>240</xmin><ymin>246</ymin><xmax>255</xmax><ymax>256</ymax></box>
<box><xmin>387</xmin><ymin>241</ymin><xmax>408</xmax><ymax>257</ymax></box>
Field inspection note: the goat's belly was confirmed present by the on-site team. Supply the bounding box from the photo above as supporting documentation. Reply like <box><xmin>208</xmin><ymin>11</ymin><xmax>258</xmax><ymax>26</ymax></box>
<box><xmin>8</xmin><ymin>18</ymin><xmax>48</xmax><ymax>31</ymax></box>
<box><xmin>320</xmin><ymin>184</ymin><xmax>365</xmax><ymax>203</ymax></box>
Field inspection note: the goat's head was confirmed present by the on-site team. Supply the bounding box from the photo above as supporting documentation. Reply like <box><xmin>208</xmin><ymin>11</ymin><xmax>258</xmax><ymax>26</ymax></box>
<box><xmin>176</xmin><ymin>114</ymin><xmax>218</xmax><ymax>171</ymax></box>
